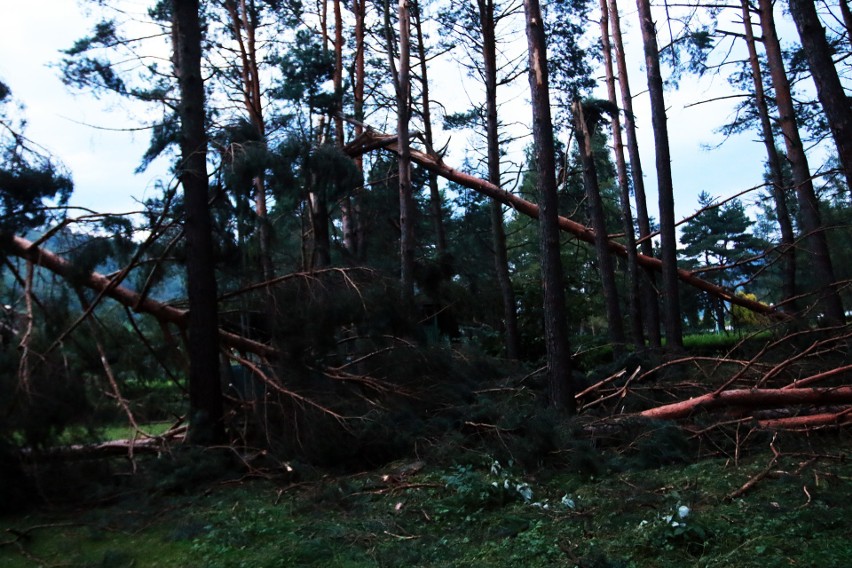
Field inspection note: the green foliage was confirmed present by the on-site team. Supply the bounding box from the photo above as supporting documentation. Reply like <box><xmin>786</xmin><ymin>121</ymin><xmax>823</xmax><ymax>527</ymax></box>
<box><xmin>3</xmin><ymin>441</ymin><xmax>852</xmax><ymax>567</ymax></box>
<box><xmin>0</xmin><ymin>85</ymin><xmax>72</xmax><ymax>237</ymax></box>
<box><xmin>272</xmin><ymin>29</ymin><xmax>339</xmax><ymax>114</ymax></box>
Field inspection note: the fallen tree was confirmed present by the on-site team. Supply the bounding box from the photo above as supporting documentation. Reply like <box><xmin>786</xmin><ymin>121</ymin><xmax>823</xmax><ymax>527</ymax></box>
<box><xmin>344</xmin><ymin>129</ymin><xmax>778</xmax><ymax>318</ymax></box>
<box><xmin>6</xmin><ymin>235</ymin><xmax>279</xmax><ymax>360</ymax></box>
<box><xmin>639</xmin><ymin>386</ymin><xmax>852</xmax><ymax>420</ymax></box>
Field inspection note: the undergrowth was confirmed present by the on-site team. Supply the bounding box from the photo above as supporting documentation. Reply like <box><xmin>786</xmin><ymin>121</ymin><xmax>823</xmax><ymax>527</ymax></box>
<box><xmin>1</xmin><ymin>434</ymin><xmax>850</xmax><ymax>567</ymax></box>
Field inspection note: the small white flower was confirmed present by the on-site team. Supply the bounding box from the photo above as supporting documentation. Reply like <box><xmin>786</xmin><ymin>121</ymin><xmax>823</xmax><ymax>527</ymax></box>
<box><xmin>561</xmin><ymin>494</ymin><xmax>576</xmax><ymax>509</ymax></box>
<box><xmin>677</xmin><ymin>505</ymin><xmax>690</xmax><ymax>519</ymax></box>
<box><xmin>490</xmin><ymin>461</ymin><xmax>501</xmax><ymax>476</ymax></box>
<box><xmin>516</xmin><ymin>483</ymin><xmax>533</xmax><ymax>501</ymax></box>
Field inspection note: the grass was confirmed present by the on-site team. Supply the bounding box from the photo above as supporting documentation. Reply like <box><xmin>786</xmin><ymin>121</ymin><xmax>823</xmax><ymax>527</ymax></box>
<box><xmin>2</xmin><ymin>437</ymin><xmax>850</xmax><ymax>567</ymax></box>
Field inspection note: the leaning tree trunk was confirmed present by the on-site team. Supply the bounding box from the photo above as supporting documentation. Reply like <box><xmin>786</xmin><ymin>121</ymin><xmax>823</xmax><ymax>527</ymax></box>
<box><xmin>741</xmin><ymin>0</ymin><xmax>797</xmax><ymax>313</ymax></box>
<box><xmin>343</xmin><ymin>127</ymin><xmax>782</xmax><ymax>318</ymax></box>
<box><xmin>609</xmin><ymin>0</ymin><xmax>661</xmax><ymax>348</ymax></box>
<box><xmin>788</xmin><ymin>0</ymin><xmax>852</xmax><ymax>194</ymax></box>
<box><xmin>635</xmin><ymin>0</ymin><xmax>682</xmax><ymax>349</ymax></box>
<box><xmin>600</xmin><ymin>0</ymin><xmax>643</xmax><ymax>350</ymax></box>
<box><xmin>172</xmin><ymin>0</ymin><xmax>225</xmax><ymax>445</ymax></box>
<box><xmin>523</xmin><ymin>0</ymin><xmax>575</xmax><ymax>412</ymax></box>
<box><xmin>758</xmin><ymin>0</ymin><xmax>845</xmax><ymax>325</ymax></box>
<box><xmin>478</xmin><ymin>0</ymin><xmax>520</xmax><ymax>359</ymax></box>
<box><xmin>398</xmin><ymin>0</ymin><xmax>415</xmax><ymax>304</ymax></box>
<box><xmin>573</xmin><ymin>100</ymin><xmax>627</xmax><ymax>356</ymax></box>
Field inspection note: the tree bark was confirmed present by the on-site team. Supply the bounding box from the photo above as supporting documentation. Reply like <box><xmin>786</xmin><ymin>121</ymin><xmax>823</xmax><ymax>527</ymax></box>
<box><xmin>841</xmin><ymin>0</ymin><xmax>852</xmax><ymax>44</ymax></box>
<box><xmin>573</xmin><ymin>100</ymin><xmax>626</xmax><ymax>355</ymax></box>
<box><xmin>478</xmin><ymin>0</ymin><xmax>520</xmax><ymax>360</ymax></box>
<box><xmin>599</xmin><ymin>0</ymin><xmax>643</xmax><ymax>350</ymax></box>
<box><xmin>788</xmin><ymin>0</ymin><xmax>852</xmax><ymax>193</ymax></box>
<box><xmin>523</xmin><ymin>0</ymin><xmax>575</xmax><ymax>412</ymax></box>
<box><xmin>640</xmin><ymin>386</ymin><xmax>852</xmax><ymax>420</ymax></box>
<box><xmin>609</xmin><ymin>0</ymin><xmax>661</xmax><ymax>348</ymax></box>
<box><xmin>352</xmin><ymin>0</ymin><xmax>368</xmax><ymax>260</ymax></box>
<box><xmin>741</xmin><ymin>0</ymin><xmax>797</xmax><ymax>313</ymax></box>
<box><xmin>171</xmin><ymin>0</ymin><xmax>224</xmax><ymax>445</ymax></box>
<box><xmin>635</xmin><ymin>0</ymin><xmax>682</xmax><ymax>349</ymax></box>
<box><xmin>758</xmin><ymin>0</ymin><xmax>845</xmax><ymax>325</ymax></box>
<box><xmin>412</xmin><ymin>1</ymin><xmax>447</xmax><ymax>257</ymax></box>
<box><xmin>224</xmin><ymin>0</ymin><xmax>273</xmax><ymax>281</ymax></box>
<box><xmin>398</xmin><ymin>0</ymin><xmax>415</xmax><ymax>304</ymax></box>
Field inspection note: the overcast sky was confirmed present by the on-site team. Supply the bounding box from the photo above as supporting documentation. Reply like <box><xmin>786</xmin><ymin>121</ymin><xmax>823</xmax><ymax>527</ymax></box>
<box><xmin>0</xmin><ymin>0</ymin><xmax>798</xmax><ymax>223</ymax></box>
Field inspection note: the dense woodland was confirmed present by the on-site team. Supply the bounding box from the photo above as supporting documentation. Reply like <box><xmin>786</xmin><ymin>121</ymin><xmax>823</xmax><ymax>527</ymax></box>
<box><xmin>1</xmin><ymin>0</ymin><xmax>851</xmax><ymax>525</ymax></box>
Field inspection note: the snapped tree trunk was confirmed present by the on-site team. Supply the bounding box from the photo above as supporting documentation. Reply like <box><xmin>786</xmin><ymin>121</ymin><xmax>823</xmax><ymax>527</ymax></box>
<box><xmin>599</xmin><ymin>0</ymin><xmax>643</xmax><ymax>350</ymax></box>
<box><xmin>788</xmin><ymin>0</ymin><xmax>852</xmax><ymax>193</ymax></box>
<box><xmin>740</xmin><ymin>0</ymin><xmax>796</xmax><ymax>313</ymax></box>
<box><xmin>478</xmin><ymin>0</ymin><xmax>520</xmax><ymax>360</ymax></box>
<box><xmin>758</xmin><ymin>0</ymin><xmax>845</xmax><ymax>325</ymax></box>
<box><xmin>523</xmin><ymin>0</ymin><xmax>575</xmax><ymax>412</ymax></box>
<box><xmin>171</xmin><ymin>0</ymin><xmax>225</xmax><ymax>445</ymax></box>
<box><xmin>573</xmin><ymin>99</ymin><xmax>626</xmax><ymax>355</ymax></box>
<box><xmin>635</xmin><ymin>0</ymin><xmax>682</xmax><ymax>349</ymax></box>
<box><xmin>609</xmin><ymin>0</ymin><xmax>661</xmax><ymax>348</ymax></box>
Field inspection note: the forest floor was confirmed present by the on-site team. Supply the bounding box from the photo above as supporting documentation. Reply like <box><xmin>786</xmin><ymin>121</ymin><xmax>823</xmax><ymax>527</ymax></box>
<box><xmin>1</xmin><ymin>433</ymin><xmax>851</xmax><ymax>568</ymax></box>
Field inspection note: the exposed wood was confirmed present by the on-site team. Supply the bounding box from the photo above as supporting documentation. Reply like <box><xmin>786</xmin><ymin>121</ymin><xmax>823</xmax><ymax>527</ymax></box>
<box><xmin>757</xmin><ymin>408</ymin><xmax>852</xmax><ymax>430</ymax></box>
<box><xmin>640</xmin><ymin>386</ymin><xmax>852</xmax><ymax>420</ymax></box>
<box><xmin>342</xmin><ymin>128</ymin><xmax>781</xmax><ymax>318</ymax></box>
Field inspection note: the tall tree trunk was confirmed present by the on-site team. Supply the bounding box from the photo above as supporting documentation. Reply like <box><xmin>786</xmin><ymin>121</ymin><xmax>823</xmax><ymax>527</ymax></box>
<box><xmin>741</xmin><ymin>0</ymin><xmax>797</xmax><ymax>313</ymax></box>
<box><xmin>599</xmin><ymin>0</ymin><xmax>643</xmax><ymax>350</ymax></box>
<box><xmin>635</xmin><ymin>0</ymin><xmax>682</xmax><ymax>349</ymax></box>
<box><xmin>412</xmin><ymin>1</ymin><xmax>447</xmax><ymax>257</ymax></box>
<box><xmin>788</xmin><ymin>0</ymin><xmax>852</xmax><ymax>192</ymax></box>
<box><xmin>333</xmin><ymin>0</ymin><xmax>358</xmax><ymax>255</ymax></box>
<box><xmin>398</xmin><ymin>0</ymin><xmax>415</xmax><ymax>304</ymax></box>
<box><xmin>758</xmin><ymin>0</ymin><xmax>845</xmax><ymax>325</ymax></box>
<box><xmin>478</xmin><ymin>0</ymin><xmax>520</xmax><ymax>360</ymax></box>
<box><xmin>523</xmin><ymin>0</ymin><xmax>575</xmax><ymax>412</ymax></box>
<box><xmin>573</xmin><ymin>100</ymin><xmax>627</xmax><ymax>356</ymax></box>
<box><xmin>839</xmin><ymin>0</ymin><xmax>852</xmax><ymax>52</ymax></box>
<box><xmin>352</xmin><ymin>0</ymin><xmax>368</xmax><ymax>261</ymax></box>
<box><xmin>225</xmin><ymin>0</ymin><xmax>273</xmax><ymax>280</ymax></box>
<box><xmin>308</xmin><ymin>0</ymin><xmax>332</xmax><ymax>269</ymax></box>
<box><xmin>608</xmin><ymin>0</ymin><xmax>661</xmax><ymax>348</ymax></box>
<box><xmin>172</xmin><ymin>0</ymin><xmax>224</xmax><ymax>445</ymax></box>
<box><xmin>308</xmin><ymin>187</ymin><xmax>331</xmax><ymax>268</ymax></box>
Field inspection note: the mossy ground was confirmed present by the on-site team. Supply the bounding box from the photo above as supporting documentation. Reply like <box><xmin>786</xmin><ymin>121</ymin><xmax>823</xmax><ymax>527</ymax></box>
<box><xmin>2</xmin><ymin>437</ymin><xmax>850</xmax><ymax>568</ymax></box>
